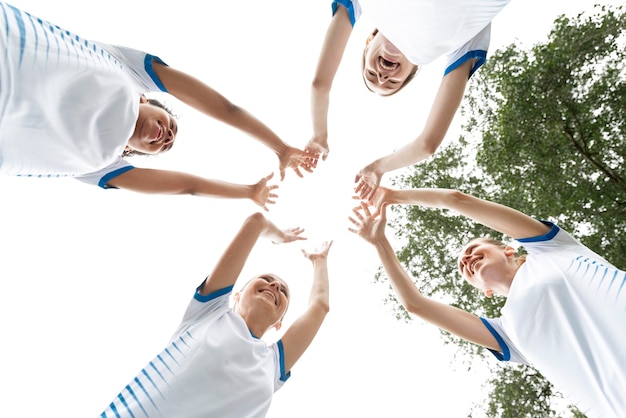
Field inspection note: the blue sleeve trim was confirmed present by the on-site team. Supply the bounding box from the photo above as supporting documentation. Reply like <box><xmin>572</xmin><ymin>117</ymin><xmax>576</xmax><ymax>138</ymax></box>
<box><xmin>517</xmin><ymin>221</ymin><xmax>559</xmax><ymax>243</ymax></box>
<box><xmin>277</xmin><ymin>339</ymin><xmax>291</xmax><ymax>382</ymax></box>
<box><xmin>97</xmin><ymin>165</ymin><xmax>135</xmax><ymax>189</ymax></box>
<box><xmin>444</xmin><ymin>50</ymin><xmax>487</xmax><ymax>78</ymax></box>
<box><xmin>194</xmin><ymin>284</ymin><xmax>234</xmax><ymax>303</ymax></box>
<box><xmin>144</xmin><ymin>54</ymin><xmax>168</xmax><ymax>92</ymax></box>
<box><xmin>480</xmin><ymin>317</ymin><xmax>510</xmax><ymax>361</ymax></box>
<box><xmin>332</xmin><ymin>0</ymin><xmax>356</xmax><ymax>26</ymax></box>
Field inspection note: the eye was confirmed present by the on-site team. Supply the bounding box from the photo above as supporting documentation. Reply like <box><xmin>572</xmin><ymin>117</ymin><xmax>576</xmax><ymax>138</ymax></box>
<box><xmin>261</xmin><ymin>276</ymin><xmax>271</xmax><ymax>282</ymax></box>
<box><xmin>280</xmin><ymin>286</ymin><xmax>288</xmax><ymax>297</ymax></box>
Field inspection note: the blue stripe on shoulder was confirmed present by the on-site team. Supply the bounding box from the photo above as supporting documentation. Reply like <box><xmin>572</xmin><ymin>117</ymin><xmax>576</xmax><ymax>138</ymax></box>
<box><xmin>98</xmin><ymin>165</ymin><xmax>135</xmax><ymax>189</ymax></box>
<box><xmin>480</xmin><ymin>317</ymin><xmax>510</xmax><ymax>361</ymax></box>
<box><xmin>144</xmin><ymin>54</ymin><xmax>168</xmax><ymax>92</ymax></box>
<box><xmin>444</xmin><ymin>50</ymin><xmax>487</xmax><ymax>78</ymax></box>
<box><xmin>517</xmin><ymin>221</ymin><xmax>559</xmax><ymax>243</ymax></box>
<box><xmin>277</xmin><ymin>339</ymin><xmax>291</xmax><ymax>382</ymax></box>
<box><xmin>194</xmin><ymin>285</ymin><xmax>234</xmax><ymax>302</ymax></box>
<box><xmin>332</xmin><ymin>0</ymin><xmax>356</xmax><ymax>26</ymax></box>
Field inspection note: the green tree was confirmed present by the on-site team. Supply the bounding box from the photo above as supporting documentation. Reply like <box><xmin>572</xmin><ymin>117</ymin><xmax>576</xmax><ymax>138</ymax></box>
<box><xmin>380</xmin><ymin>5</ymin><xmax>625</xmax><ymax>417</ymax></box>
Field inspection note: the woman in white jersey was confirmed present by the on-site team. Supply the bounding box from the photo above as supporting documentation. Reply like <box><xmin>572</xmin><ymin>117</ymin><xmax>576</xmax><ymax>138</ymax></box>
<box><xmin>349</xmin><ymin>187</ymin><xmax>625</xmax><ymax>418</ymax></box>
<box><xmin>0</xmin><ymin>2</ymin><xmax>313</xmax><ymax>209</ymax></box>
<box><xmin>305</xmin><ymin>0</ymin><xmax>510</xmax><ymax>200</ymax></box>
<box><xmin>101</xmin><ymin>211</ymin><xmax>333</xmax><ymax>418</ymax></box>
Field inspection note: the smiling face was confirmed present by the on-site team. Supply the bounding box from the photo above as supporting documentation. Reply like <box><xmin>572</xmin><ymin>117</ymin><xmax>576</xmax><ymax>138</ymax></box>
<box><xmin>458</xmin><ymin>239</ymin><xmax>518</xmax><ymax>296</ymax></box>
<box><xmin>126</xmin><ymin>97</ymin><xmax>178</xmax><ymax>154</ymax></box>
<box><xmin>235</xmin><ymin>274</ymin><xmax>290</xmax><ymax>329</ymax></box>
<box><xmin>362</xmin><ymin>31</ymin><xmax>418</xmax><ymax>96</ymax></box>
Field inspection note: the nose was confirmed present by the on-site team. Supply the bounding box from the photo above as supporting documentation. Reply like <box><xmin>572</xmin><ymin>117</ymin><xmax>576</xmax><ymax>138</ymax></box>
<box><xmin>163</xmin><ymin>128</ymin><xmax>174</xmax><ymax>144</ymax></box>
<box><xmin>376</xmin><ymin>72</ymin><xmax>388</xmax><ymax>83</ymax></box>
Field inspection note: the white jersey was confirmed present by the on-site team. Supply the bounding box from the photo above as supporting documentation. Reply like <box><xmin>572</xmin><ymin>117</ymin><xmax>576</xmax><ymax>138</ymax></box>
<box><xmin>334</xmin><ymin>0</ymin><xmax>511</xmax><ymax>76</ymax></box>
<box><xmin>0</xmin><ymin>2</ymin><xmax>166</xmax><ymax>187</ymax></box>
<box><xmin>481</xmin><ymin>222</ymin><xmax>626</xmax><ymax>418</ymax></box>
<box><xmin>100</xmin><ymin>286</ymin><xmax>289</xmax><ymax>418</ymax></box>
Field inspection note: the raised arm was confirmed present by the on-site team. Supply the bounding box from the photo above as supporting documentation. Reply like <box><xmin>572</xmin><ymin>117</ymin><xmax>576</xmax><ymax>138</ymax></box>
<box><xmin>354</xmin><ymin>59</ymin><xmax>473</xmax><ymax>200</ymax></box>
<box><xmin>152</xmin><ymin>63</ymin><xmax>312</xmax><ymax>180</ymax></box>
<box><xmin>349</xmin><ymin>202</ymin><xmax>500</xmax><ymax>350</ymax></box>
<box><xmin>200</xmin><ymin>212</ymin><xmax>307</xmax><ymax>295</ymax></box>
<box><xmin>305</xmin><ymin>5</ymin><xmax>353</xmax><ymax>163</ymax></box>
<box><xmin>108</xmin><ymin>170</ymin><xmax>279</xmax><ymax>211</ymax></box>
<box><xmin>280</xmin><ymin>240</ymin><xmax>333</xmax><ymax>373</ymax></box>
<box><xmin>370</xmin><ymin>186</ymin><xmax>551</xmax><ymax>240</ymax></box>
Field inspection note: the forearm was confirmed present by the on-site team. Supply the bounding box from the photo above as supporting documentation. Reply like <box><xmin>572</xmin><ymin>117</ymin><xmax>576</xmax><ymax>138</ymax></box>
<box><xmin>387</xmin><ymin>188</ymin><xmax>551</xmax><ymax>239</ymax></box>
<box><xmin>375</xmin><ymin>237</ymin><xmax>424</xmax><ymax>314</ymax></box>
<box><xmin>307</xmin><ymin>259</ymin><xmax>330</xmax><ymax>313</ymax></box>
<box><xmin>154</xmin><ymin>63</ymin><xmax>288</xmax><ymax>157</ymax></box>
<box><xmin>113</xmin><ymin>169</ymin><xmax>254</xmax><ymax>199</ymax></box>
<box><xmin>310</xmin><ymin>84</ymin><xmax>330</xmax><ymax>141</ymax></box>
<box><xmin>369</xmin><ymin>135</ymin><xmax>439</xmax><ymax>177</ymax></box>
<box><xmin>223</xmin><ymin>105</ymin><xmax>289</xmax><ymax>157</ymax></box>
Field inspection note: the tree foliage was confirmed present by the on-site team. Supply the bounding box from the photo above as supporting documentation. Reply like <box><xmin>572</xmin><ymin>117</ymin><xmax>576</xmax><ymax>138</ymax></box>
<box><xmin>379</xmin><ymin>5</ymin><xmax>625</xmax><ymax>416</ymax></box>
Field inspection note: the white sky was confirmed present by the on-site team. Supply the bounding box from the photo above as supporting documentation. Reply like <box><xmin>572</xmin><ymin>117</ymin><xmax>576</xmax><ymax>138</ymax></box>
<box><xmin>0</xmin><ymin>1</ymin><xmax>618</xmax><ymax>417</ymax></box>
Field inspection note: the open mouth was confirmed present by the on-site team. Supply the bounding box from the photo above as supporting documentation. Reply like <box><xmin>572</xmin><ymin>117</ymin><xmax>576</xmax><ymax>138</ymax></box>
<box><xmin>379</xmin><ymin>56</ymin><xmax>398</xmax><ymax>71</ymax></box>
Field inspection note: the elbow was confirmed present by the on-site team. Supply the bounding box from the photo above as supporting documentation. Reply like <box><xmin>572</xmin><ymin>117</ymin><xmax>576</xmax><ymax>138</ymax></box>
<box><xmin>244</xmin><ymin>211</ymin><xmax>267</xmax><ymax>229</ymax></box>
<box><xmin>404</xmin><ymin>301</ymin><xmax>421</xmax><ymax>317</ymax></box>
<box><xmin>311</xmin><ymin>78</ymin><xmax>332</xmax><ymax>95</ymax></box>
<box><xmin>420</xmin><ymin>140</ymin><xmax>440</xmax><ymax>158</ymax></box>
<box><xmin>311</xmin><ymin>298</ymin><xmax>330</xmax><ymax>315</ymax></box>
<box><xmin>448</xmin><ymin>189</ymin><xmax>472</xmax><ymax>205</ymax></box>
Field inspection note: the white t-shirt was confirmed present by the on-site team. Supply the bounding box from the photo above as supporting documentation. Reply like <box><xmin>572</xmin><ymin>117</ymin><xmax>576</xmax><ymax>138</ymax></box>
<box><xmin>482</xmin><ymin>222</ymin><xmax>626</xmax><ymax>418</ymax></box>
<box><xmin>0</xmin><ymin>2</ymin><xmax>166</xmax><ymax>188</ymax></box>
<box><xmin>100</xmin><ymin>286</ymin><xmax>290</xmax><ymax>418</ymax></box>
<box><xmin>333</xmin><ymin>0</ymin><xmax>511</xmax><ymax>76</ymax></box>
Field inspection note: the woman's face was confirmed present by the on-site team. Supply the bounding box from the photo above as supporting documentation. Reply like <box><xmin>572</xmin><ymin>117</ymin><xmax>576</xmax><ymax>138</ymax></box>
<box><xmin>363</xmin><ymin>32</ymin><xmax>416</xmax><ymax>96</ymax></box>
<box><xmin>237</xmin><ymin>274</ymin><xmax>290</xmax><ymax>326</ymax></box>
<box><xmin>127</xmin><ymin>101</ymin><xmax>178</xmax><ymax>154</ymax></box>
<box><xmin>458</xmin><ymin>240</ymin><xmax>516</xmax><ymax>291</ymax></box>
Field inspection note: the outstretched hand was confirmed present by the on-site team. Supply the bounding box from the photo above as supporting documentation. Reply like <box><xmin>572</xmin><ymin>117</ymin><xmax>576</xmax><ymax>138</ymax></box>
<box><xmin>269</xmin><ymin>226</ymin><xmax>307</xmax><ymax>245</ymax></box>
<box><xmin>366</xmin><ymin>186</ymin><xmax>392</xmax><ymax>213</ymax></box>
<box><xmin>301</xmin><ymin>240</ymin><xmax>334</xmax><ymax>262</ymax></box>
<box><xmin>354</xmin><ymin>165</ymin><xmax>383</xmax><ymax>201</ymax></box>
<box><xmin>304</xmin><ymin>137</ymin><xmax>329</xmax><ymax>167</ymax></box>
<box><xmin>348</xmin><ymin>201</ymin><xmax>388</xmax><ymax>245</ymax></box>
<box><xmin>279</xmin><ymin>146</ymin><xmax>317</xmax><ymax>181</ymax></box>
<box><xmin>252</xmin><ymin>172</ymin><xmax>279</xmax><ymax>211</ymax></box>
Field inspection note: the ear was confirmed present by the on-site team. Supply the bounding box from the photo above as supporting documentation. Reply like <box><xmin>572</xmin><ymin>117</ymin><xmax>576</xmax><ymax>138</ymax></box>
<box><xmin>504</xmin><ymin>246</ymin><xmax>516</xmax><ymax>257</ymax></box>
<box><xmin>233</xmin><ymin>292</ymin><xmax>240</xmax><ymax>303</ymax></box>
<box><xmin>484</xmin><ymin>289</ymin><xmax>493</xmax><ymax>298</ymax></box>
<box><xmin>366</xmin><ymin>30</ymin><xmax>376</xmax><ymax>46</ymax></box>
<box><xmin>139</xmin><ymin>95</ymin><xmax>148</xmax><ymax>104</ymax></box>
<box><xmin>273</xmin><ymin>320</ymin><xmax>282</xmax><ymax>331</ymax></box>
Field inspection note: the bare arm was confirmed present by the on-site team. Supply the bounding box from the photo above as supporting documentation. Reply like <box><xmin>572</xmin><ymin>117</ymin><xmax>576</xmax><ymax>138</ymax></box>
<box><xmin>370</xmin><ymin>187</ymin><xmax>551</xmax><ymax>240</ymax></box>
<box><xmin>281</xmin><ymin>240</ymin><xmax>333</xmax><ymax>373</ymax></box>
<box><xmin>349</xmin><ymin>202</ymin><xmax>500</xmax><ymax>350</ymax></box>
<box><xmin>200</xmin><ymin>212</ymin><xmax>307</xmax><ymax>295</ymax></box>
<box><xmin>355</xmin><ymin>60</ymin><xmax>473</xmax><ymax>200</ymax></box>
<box><xmin>305</xmin><ymin>6</ymin><xmax>353</xmax><ymax>162</ymax></box>
<box><xmin>108</xmin><ymin>169</ymin><xmax>279</xmax><ymax>211</ymax></box>
<box><xmin>153</xmin><ymin>63</ymin><xmax>312</xmax><ymax>180</ymax></box>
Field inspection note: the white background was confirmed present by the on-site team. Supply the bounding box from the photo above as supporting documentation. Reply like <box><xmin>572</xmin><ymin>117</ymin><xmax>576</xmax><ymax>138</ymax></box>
<box><xmin>0</xmin><ymin>1</ymin><xmax>617</xmax><ymax>416</ymax></box>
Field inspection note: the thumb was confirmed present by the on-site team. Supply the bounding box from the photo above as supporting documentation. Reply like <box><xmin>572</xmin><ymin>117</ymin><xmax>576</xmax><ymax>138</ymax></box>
<box><xmin>379</xmin><ymin>202</ymin><xmax>388</xmax><ymax>222</ymax></box>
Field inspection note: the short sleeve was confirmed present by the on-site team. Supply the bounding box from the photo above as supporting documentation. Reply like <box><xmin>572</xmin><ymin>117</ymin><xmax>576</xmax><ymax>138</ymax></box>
<box><xmin>444</xmin><ymin>23</ymin><xmax>491</xmax><ymax>78</ymax></box>
<box><xmin>74</xmin><ymin>157</ymin><xmax>134</xmax><ymax>189</ymax></box>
